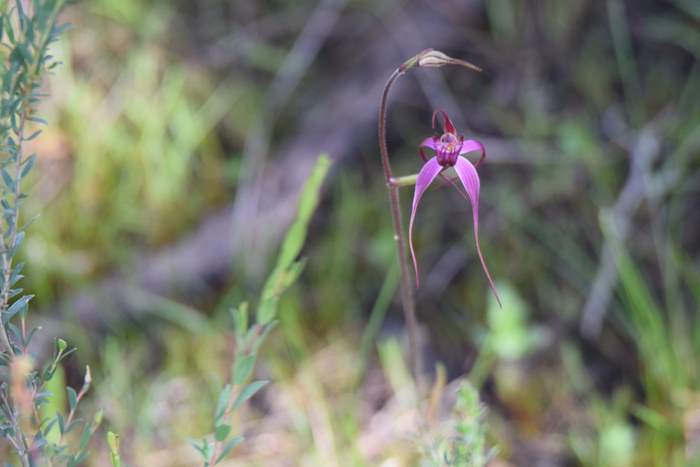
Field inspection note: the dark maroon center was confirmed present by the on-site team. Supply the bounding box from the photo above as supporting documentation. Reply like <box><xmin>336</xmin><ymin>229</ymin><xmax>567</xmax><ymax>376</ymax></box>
<box><xmin>436</xmin><ymin>133</ymin><xmax>460</xmax><ymax>167</ymax></box>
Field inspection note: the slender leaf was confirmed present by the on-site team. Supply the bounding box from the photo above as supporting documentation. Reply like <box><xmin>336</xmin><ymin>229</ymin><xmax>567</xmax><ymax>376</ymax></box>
<box><xmin>3</xmin><ymin>294</ymin><xmax>32</xmax><ymax>324</ymax></box>
<box><xmin>66</xmin><ymin>386</ymin><xmax>77</xmax><ymax>411</ymax></box>
<box><xmin>232</xmin><ymin>380</ymin><xmax>268</xmax><ymax>411</ymax></box>
<box><xmin>233</xmin><ymin>354</ymin><xmax>254</xmax><ymax>385</ymax></box>
<box><xmin>214</xmin><ymin>384</ymin><xmax>232</xmax><ymax>422</ymax></box>
<box><xmin>215</xmin><ymin>436</ymin><xmax>244</xmax><ymax>464</ymax></box>
<box><xmin>258</xmin><ymin>154</ymin><xmax>331</xmax><ymax>324</ymax></box>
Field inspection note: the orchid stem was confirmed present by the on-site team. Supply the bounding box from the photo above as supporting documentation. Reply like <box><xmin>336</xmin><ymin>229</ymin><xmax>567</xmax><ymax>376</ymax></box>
<box><xmin>379</xmin><ymin>68</ymin><xmax>422</xmax><ymax>386</ymax></box>
<box><xmin>378</xmin><ymin>50</ymin><xmax>482</xmax><ymax>389</ymax></box>
<box><xmin>389</xmin><ymin>174</ymin><xmax>418</xmax><ymax>187</ymax></box>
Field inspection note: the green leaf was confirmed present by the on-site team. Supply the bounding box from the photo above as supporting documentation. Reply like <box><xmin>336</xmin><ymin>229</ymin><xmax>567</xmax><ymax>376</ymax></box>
<box><xmin>251</xmin><ymin>321</ymin><xmax>277</xmax><ymax>354</ymax></box>
<box><xmin>24</xmin><ymin>130</ymin><xmax>41</xmax><ymax>142</ymax></box>
<box><xmin>12</xmin><ymin>230</ymin><xmax>24</xmax><ymax>251</ymax></box>
<box><xmin>1</xmin><ymin>168</ymin><xmax>14</xmax><ymax>191</ymax></box>
<box><xmin>257</xmin><ymin>154</ymin><xmax>330</xmax><ymax>324</ymax></box>
<box><xmin>79</xmin><ymin>422</ymin><xmax>92</xmax><ymax>451</ymax></box>
<box><xmin>232</xmin><ymin>380</ymin><xmax>268</xmax><ymax>411</ymax></box>
<box><xmin>21</xmin><ymin>154</ymin><xmax>35</xmax><ymax>177</ymax></box>
<box><xmin>258</xmin><ymin>260</ymin><xmax>306</xmax><ymax>326</ymax></box>
<box><xmin>72</xmin><ymin>450</ymin><xmax>89</xmax><ymax>467</ymax></box>
<box><xmin>41</xmin><ymin>417</ymin><xmax>58</xmax><ymax>437</ymax></box>
<box><xmin>10</xmin><ymin>262</ymin><xmax>24</xmax><ymax>286</ymax></box>
<box><xmin>214</xmin><ymin>384</ymin><xmax>232</xmax><ymax>422</ymax></box>
<box><xmin>16</xmin><ymin>0</ymin><xmax>25</xmax><ymax>20</ymax></box>
<box><xmin>67</xmin><ymin>386</ymin><xmax>77</xmax><ymax>411</ymax></box>
<box><xmin>57</xmin><ymin>412</ymin><xmax>64</xmax><ymax>434</ymax></box>
<box><xmin>233</xmin><ymin>354</ymin><xmax>254</xmax><ymax>385</ymax></box>
<box><xmin>275</xmin><ymin>154</ymin><xmax>330</xmax><ymax>270</ymax></box>
<box><xmin>214</xmin><ymin>423</ymin><xmax>231</xmax><ymax>442</ymax></box>
<box><xmin>5</xmin><ymin>18</ymin><xmax>14</xmax><ymax>43</ymax></box>
<box><xmin>3</xmin><ymin>294</ymin><xmax>32</xmax><ymax>324</ymax></box>
<box><xmin>27</xmin><ymin>116</ymin><xmax>48</xmax><ymax>125</ymax></box>
<box><xmin>231</xmin><ymin>302</ymin><xmax>249</xmax><ymax>339</ymax></box>
<box><xmin>215</xmin><ymin>436</ymin><xmax>244</xmax><ymax>464</ymax></box>
<box><xmin>189</xmin><ymin>438</ymin><xmax>211</xmax><ymax>459</ymax></box>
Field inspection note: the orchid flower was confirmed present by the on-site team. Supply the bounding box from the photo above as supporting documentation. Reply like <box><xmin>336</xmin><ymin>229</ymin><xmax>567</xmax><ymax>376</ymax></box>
<box><xmin>408</xmin><ymin>110</ymin><xmax>501</xmax><ymax>306</ymax></box>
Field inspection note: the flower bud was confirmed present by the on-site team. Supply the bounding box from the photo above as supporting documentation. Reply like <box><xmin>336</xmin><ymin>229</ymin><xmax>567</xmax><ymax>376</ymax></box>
<box><xmin>84</xmin><ymin>364</ymin><xmax>92</xmax><ymax>386</ymax></box>
<box><xmin>417</xmin><ymin>50</ymin><xmax>482</xmax><ymax>72</ymax></box>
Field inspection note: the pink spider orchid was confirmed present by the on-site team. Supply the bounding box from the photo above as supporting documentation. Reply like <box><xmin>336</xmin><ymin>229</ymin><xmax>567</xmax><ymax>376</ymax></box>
<box><xmin>408</xmin><ymin>110</ymin><xmax>501</xmax><ymax>306</ymax></box>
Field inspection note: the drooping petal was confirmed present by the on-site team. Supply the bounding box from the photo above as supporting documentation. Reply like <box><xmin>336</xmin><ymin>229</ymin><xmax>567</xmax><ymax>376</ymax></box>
<box><xmin>454</xmin><ymin>156</ymin><xmax>502</xmax><ymax>306</ymax></box>
<box><xmin>409</xmin><ymin>157</ymin><xmax>444</xmax><ymax>287</ymax></box>
<box><xmin>432</xmin><ymin>109</ymin><xmax>456</xmax><ymax>134</ymax></box>
<box><xmin>459</xmin><ymin>139</ymin><xmax>486</xmax><ymax>168</ymax></box>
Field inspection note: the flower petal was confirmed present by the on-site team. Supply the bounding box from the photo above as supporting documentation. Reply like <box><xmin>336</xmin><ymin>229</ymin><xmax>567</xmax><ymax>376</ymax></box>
<box><xmin>454</xmin><ymin>156</ymin><xmax>502</xmax><ymax>306</ymax></box>
<box><xmin>459</xmin><ymin>139</ymin><xmax>486</xmax><ymax>168</ymax></box>
<box><xmin>409</xmin><ymin>157</ymin><xmax>444</xmax><ymax>287</ymax></box>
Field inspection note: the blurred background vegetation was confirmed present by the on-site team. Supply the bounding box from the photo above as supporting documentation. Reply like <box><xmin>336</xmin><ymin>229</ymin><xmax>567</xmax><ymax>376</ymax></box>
<box><xmin>5</xmin><ymin>0</ymin><xmax>700</xmax><ymax>465</ymax></box>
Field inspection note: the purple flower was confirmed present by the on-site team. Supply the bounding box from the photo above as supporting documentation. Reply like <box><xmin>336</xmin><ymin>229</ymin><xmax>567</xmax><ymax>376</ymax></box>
<box><xmin>409</xmin><ymin>110</ymin><xmax>501</xmax><ymax>306</ymax></box>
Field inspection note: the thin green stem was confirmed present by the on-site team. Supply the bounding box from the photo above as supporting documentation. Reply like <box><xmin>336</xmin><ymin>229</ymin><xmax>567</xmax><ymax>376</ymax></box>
<box><xmin>390</xmin><ymin>174</ymin><xmax>418</xmax><ymax>187</ymax></box>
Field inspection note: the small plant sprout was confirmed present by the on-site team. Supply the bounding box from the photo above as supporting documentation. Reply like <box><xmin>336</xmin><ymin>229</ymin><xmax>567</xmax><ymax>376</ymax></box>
<box><xmin>107</xmin><ymin>431</ymin><xmax>122</xmax><ymax>467</ymax></box>
<box><xmin>191</xmin><ymin>155</ymin><xmax>331</xmax><ymax>466</ymax></box>
<box><xmin>409</xmin><ymin>110</ymin><xmax>501</xmax><ymax>306</ymax></box>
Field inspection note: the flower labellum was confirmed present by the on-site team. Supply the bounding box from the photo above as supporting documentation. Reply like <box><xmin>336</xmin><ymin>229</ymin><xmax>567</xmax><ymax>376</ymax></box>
<box><xmin>409</xmin><ymin>110</ymin><xmax>501</xmax><ymax>306</ymax></box>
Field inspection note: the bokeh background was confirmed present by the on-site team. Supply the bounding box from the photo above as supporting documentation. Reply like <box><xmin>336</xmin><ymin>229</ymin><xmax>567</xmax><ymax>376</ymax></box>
<box><xmin>15</xmin><ymin>0</ymin><xmax>700</xmax><ymax>465</ymax></box>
